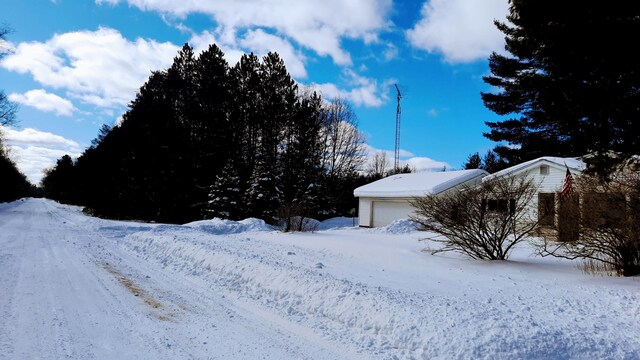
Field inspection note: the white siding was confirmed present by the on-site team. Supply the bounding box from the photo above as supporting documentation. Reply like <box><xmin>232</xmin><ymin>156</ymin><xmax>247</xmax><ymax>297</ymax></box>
<box><xmin>519</xmin><ymin>163</ymin><xmax>578</xmax><ymax>221</ymax></box>
<box><xmin>358</xmin><ymin>198</ymin><xmax>373</xmax><ymax>227</ymax></box>
<box><xmin>525</xmin><ymin>165</ymin><xmax>570</xmax><ymax>193</ymax></box>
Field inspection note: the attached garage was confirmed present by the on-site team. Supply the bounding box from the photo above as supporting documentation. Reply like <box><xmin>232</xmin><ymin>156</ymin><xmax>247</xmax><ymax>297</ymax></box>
<box><xmin>354</xmin><ymin>169</ymin><xmax>488</xmax><ymax>227</ymax></box>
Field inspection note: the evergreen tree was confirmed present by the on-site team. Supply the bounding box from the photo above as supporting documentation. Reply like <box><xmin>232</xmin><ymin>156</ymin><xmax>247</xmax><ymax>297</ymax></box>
<box><xmin>482</xmin><ymin>0</ymin><xmax>640</xmax><ymax>175</ymax></box>
<box><xmin>207</xmin><ymin>161</ymin><xmax>243</xmax><ymax>219</ymax></box>
<box><xmin>461</xmin><ymin>150</ymin><xmax>507</xmax><ymax>173</ymax></box>
<box><xmin>90</xmin><ymin>124</ymin><xmax>111</xmax><ymax>148</ymax></box>
<box><xmin>245</xmin><ymin>152</ymin><xmax>282</xmax><ymax>224</ymax></box>
<box><xmin>0</xmin><ymin>138</ymin><xmax>31</xmax><ymax>202</ymax></box>
<box><xmin>481</xmin><ymin>150</ymin><xmax>507</xmax><ymax>174</ymax></box>
<box><xmin>463</xmin><ymin>152</ymin><xmax>482</xmax><ymax>170</ymax></box>
<box><xmin>228</xmin><ymin>53</ymin><xmax>263</xmax><ymax>186</ymax></box>
<box><xmin>41</xmin><ymin>155</ymin><xmax>76</xmax><ymax>203</ymax></box>
<box><xmin>280</xmin><ymin>91</ymin><xmax>325</xmax><ymax>221</ymax></box>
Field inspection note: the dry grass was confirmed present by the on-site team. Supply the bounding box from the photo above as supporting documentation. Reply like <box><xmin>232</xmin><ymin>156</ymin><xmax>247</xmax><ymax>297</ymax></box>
<box><xmin>577</xmin><ymin>258</ymin><xmax>617</xmax><ymax>276</ymax></box>
<box><xmin>102</xmin><ymin>262</ymin><xmax>169</xmax><ymax>317</ymax></box>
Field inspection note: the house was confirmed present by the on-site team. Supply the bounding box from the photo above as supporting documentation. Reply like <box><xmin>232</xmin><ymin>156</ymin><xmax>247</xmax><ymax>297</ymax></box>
<box><xmin>482</xmin><ymin>156</ymin><xmax>586</xmax><ymax>230</ymax></box>
<box><xmin>353</xmin><ymin>169</ymin><xmax>488</xmax><ymax>227</ymax></box>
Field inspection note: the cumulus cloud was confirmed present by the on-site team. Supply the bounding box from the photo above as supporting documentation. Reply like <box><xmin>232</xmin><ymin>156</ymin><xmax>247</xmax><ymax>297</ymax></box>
<box><xmin>364</xmin><ymin>144</ymin><xmax>450</xmax><ymax>173</ymax></box>
<box><xmin>1</xmin><ymin>27</ymin><xmax>179</xmax><ymax>108</ymax></box>
<box><xmin>406</xmin><ymin>0</ymin><xmax>508</xmax><ymax>63</ymax></box>
<box><xmin>1</xmin><ymin>127</ymin><xmax>82</xmax><ymax>184</ymax></box>
<box><xmin>403</xmin><ymin>156</ymin><xmax>450</xmax><ymax>172</ymax></box>
<box><xmin>97</xmin><ymin>0</ymin><xmax>392</xmax><ymax>65</ymax></box>
<box><xmin>189</xmin><ymin>29</ymin><xmax>308</xmax><ymax>79</ymax></box>
<box><xmin>309</xmin><ymin>69</ymin><xmax>393</xmax><ymax>108</ymax></box>
<box><xmin>8</xmin><ymin>89</ymin><xmax>77</xmax><ymax>116</ymax></box>
<box><xmin>241</xmin><ymin>29</ymin><xmax>307</xmax><ymax>79</ymax></box>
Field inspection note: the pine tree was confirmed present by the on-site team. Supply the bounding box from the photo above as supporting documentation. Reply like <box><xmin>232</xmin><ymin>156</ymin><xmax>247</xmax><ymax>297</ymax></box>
<box><xmin>482</xmin><ymin>0</ymin><xmax>640</xmax><ymax>175</ymax></box>
<box><xmin>481</xmin><ymin>150</ymin><xmax>507</xmax><ymax>174</ymax></box>
<box><xmin>0</xmin><ymin>137</ymin><xmax>31</xmax><ymax>202</ymax></box>
<box><xmin>463</xmin><ymin>152</ymin><xmax>482</xmax><ymax>170</ymax></box>
<box><xmin>207</xmin><ymin>161</ymin><xmax>243</xmax><ymax>219</ymax></box>
<box><xmin>245</xmin><ymin>151</ymin><xmax>282</xmax><ymax>224</ymax></box>
<box><xmin>41</xmin><ymin>155</ymin><xmax>76</xmax><ymax>203</ymax></box>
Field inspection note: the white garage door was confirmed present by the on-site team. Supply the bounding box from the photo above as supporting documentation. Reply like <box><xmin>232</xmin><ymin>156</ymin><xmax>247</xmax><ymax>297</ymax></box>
<box><xmin>372</xmin><ymin>201</ymin><xmax>415</xmax><ymax>227</ymax></box>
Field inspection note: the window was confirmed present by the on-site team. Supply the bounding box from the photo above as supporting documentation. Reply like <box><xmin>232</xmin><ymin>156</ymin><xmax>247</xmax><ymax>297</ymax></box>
<box><xmin>538</xmin><ymin>193</ymin><xmax>555</xmax><ymax>226</ymax></box>
<box><xmin>540</xmin><ymin>165</ymin><xmax>549</xmax><ymax>175</ymax></box>
<box><xmin>482</xmin><ymin>198</ymin><xmax>516</xmax><ymax>215</ymax></box>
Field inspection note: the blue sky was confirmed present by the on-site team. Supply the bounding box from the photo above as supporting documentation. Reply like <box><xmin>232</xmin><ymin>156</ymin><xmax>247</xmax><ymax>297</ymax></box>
<box><xmin>0</xmin><ymin>0</ymin><xmax>509</xmax><ymax>184</ymax></box>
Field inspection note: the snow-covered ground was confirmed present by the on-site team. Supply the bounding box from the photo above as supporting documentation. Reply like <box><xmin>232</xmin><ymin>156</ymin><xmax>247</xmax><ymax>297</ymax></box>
<box><xmin>1</xmin><ymin>198</ymin><xmax>639</xmax><ymax>359</ymax></box>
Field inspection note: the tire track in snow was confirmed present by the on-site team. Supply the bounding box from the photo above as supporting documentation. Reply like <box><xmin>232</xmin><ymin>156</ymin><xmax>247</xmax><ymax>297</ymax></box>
<box><xmin>43</xmin><ymin>199</ymin><xmax>349</xmax><ymax>359</ymax></box>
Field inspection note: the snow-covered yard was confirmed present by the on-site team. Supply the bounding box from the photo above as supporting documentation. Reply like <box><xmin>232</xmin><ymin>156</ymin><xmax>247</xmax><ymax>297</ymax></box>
<box><xmin>1</xmin><ymin>198</ymin><xmax>638</xmax><ymax>359</ymax></box>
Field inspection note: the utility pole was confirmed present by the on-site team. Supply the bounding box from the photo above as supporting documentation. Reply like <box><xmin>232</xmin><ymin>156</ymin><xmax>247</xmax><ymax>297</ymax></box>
<box><xmin>394</xmin><ymin>83</ymin><xmax>402</xmax><ymax>171</ymax></box>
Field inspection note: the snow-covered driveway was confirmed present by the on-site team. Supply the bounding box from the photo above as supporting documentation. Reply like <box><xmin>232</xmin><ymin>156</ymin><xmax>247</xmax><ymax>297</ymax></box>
<box><xmin>1</xmin><ymin>198</ymin><xmax>639</xmax><ymax>359</ymax></box>
<box><xmin>0</xmin><ymin>199</ymin><xmax>345</xmax><ymax>359</ymax></box>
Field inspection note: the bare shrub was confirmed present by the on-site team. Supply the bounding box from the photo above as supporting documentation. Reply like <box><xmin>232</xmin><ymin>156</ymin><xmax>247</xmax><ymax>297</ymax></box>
<box><xmin>539</xmin><ymin>172</ymin><xmax>640</xmax><ymax>276</ymax></box>
<box><xmin>278</xmin><ymin>203</ymin><xmax>318</xmax><ymax>232</ymax></box>
<box><xmin>410</xmin><ymin>175</ymin><xmax>540</xmax><ymax>260</ymax></box>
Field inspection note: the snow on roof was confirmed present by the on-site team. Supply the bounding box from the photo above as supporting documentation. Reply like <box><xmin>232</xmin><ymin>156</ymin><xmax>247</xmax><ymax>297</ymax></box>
<box><xmin>353</xmin><ymin>169</ymin><xmax>488</xmax><ymax>198</ymax></box>
<box><xmin>484</xmin><ymin>156</ymin><xmax>586</xmax><ymax>181</ymax></box>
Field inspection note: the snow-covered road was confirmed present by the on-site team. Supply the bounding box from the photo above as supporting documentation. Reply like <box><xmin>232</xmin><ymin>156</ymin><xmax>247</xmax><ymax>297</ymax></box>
<box><xmin>0</xmin><ymin>199</ymin><xmax>347</xmax><ymax>359</ymax></box>
<box><xmin>1</xmin><ymin>198</ymin><xmax>639</xmax><ymax>359</ymax></box>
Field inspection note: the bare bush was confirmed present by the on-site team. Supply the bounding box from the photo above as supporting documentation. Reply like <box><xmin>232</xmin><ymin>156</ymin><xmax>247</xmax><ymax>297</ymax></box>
<box><xmin>410</xmin><ymin>175</ymin><xmax>540</xmax><ymax>260</ymax></box>
<box><xmin>278</xmin><ymin>203</ymin><xmax>318</xmax><ymax>232</ymax></box>
<box><xmin>539</xmin><ymin>172</ymin><xmax>640</xmax><ymax>276</ymax></box>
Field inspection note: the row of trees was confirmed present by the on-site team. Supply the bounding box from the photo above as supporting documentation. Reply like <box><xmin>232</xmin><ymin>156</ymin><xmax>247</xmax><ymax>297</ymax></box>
<box><xmin>0</xmin><ymin>26</ymin><xmax>34</xmax><ymax>203</ymax></box>
<box><xmin>43</xmin><ymin>44</ymin><xmax>371</xmax><ymax>224</ymax></box>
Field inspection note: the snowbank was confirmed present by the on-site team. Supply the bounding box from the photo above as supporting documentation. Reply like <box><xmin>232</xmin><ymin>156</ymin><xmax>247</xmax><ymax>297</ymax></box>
<box><xmin>369</xmin><ymin>218</ymin><xmax>420</xmax><ymax>234</ymax></box>
<box><xmin>184</xmin><ymin>217</ymin><xmax>274</xmax><ymax>234</ymax></box>
<box><xmin>4</xmin><ymin>199</ymin><xmax>640</xmax><ymax>359</ymax></box>
<box><xmin>317</xmin><ymin>217</ymin><xmax>358</xmax><ymax>230</ymax></box>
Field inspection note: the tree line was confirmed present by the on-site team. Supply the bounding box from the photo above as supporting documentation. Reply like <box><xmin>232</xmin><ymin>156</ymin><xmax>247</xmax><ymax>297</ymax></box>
<box><xmin>42</xmin><ymin>44</ymin><xmax>373</xmax><ymax>224</ymax></box>
<box><xmin>0</xmin><ymin>26</ymin><xmax>35</xmax><ymax>203</ymax></box>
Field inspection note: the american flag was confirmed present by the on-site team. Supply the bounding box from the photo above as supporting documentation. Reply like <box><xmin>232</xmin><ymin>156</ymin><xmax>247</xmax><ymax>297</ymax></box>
<box><xmin>561</xmin><ymin>166</ymin><xmax>574</xmax><ymax>199</ymax></box>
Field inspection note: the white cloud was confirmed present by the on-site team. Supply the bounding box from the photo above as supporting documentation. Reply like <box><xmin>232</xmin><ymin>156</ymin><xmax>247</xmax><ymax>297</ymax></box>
<box><xmin>0</xmin><ymin>38</ymin><xmax>12</xmax><ymax>54</ymax></box>
<box><xmin>1</xmin><ymin>27</ymin><xmax>179</xmax><ymax>108</ymax></box>
<box><xmin>97</xmin><ymin>0</ymin><xmax>393</xmax><ymax>65</ymax></box>
<box><xmin>382</xmin><ymin>43</ymin><xmax>398</xmax><ymax>62</ymax></box>
<box><xmin>406</xmin><ymin>0</ymin><xmax>508</xmax><ymax>63</ymax></box>
<box><xmin>364</xmin><ymin>144</ymin><xmax>450</xmax><ymax>172</ymax></box>
<box><xmin>403</xmin><ymin>156</ymin><xmax>450</xmax><ymax>172</ymax></box>
<box><xmin>309</xmin><ymin>70</ymin><xmax>393</xmax><ymax>108</ymax></box>
<box><xmin>188</xmin><ymin>29</ymin><xmax>308</xmax><ymax>79</ymax></box>
<box><xmin>188</xmin><ymin>30</ymin><xmax>244</xmax><ymax>63</ymax></box>
<box><xmin>8</xmin><ymin>89</ymin><xmax>77</xmax><ymax>116</ymax></box>
<box><xmin>1</xmin><ymin>127</ymin><xmax>82</xmax><ymax>184</ymax></box>
<box><xmin>240</xmin><ymin>30</ymin><xmax>307</xmax><ymax>79</ymax></box>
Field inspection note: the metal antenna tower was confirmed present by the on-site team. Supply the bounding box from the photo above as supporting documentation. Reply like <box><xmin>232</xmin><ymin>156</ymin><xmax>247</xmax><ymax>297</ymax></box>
<box><xmin>394</xmin><ymin>83</ymin><xmax>402</xmax><ymax>171</ymax></box>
